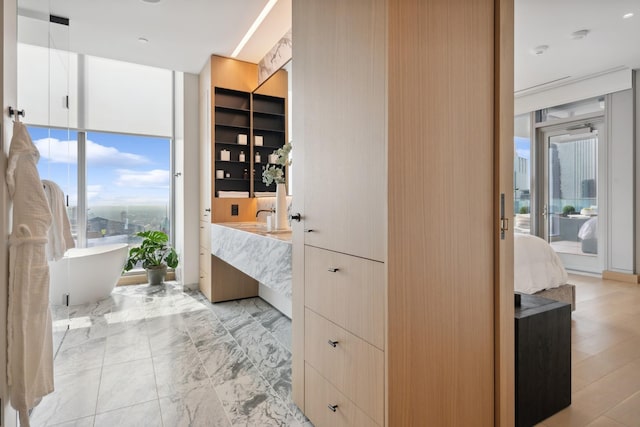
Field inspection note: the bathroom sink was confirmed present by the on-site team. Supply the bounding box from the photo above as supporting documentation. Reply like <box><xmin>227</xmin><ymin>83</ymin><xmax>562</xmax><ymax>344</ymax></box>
<box><xmin>219</xmin><ymin>222</ymin><xmax>291</xmax><ymax>236</ymax></box>
<box><xmin>213</xmin><ymin>222</ymin><xmax>292</xmax><ymax>242</ymax></box>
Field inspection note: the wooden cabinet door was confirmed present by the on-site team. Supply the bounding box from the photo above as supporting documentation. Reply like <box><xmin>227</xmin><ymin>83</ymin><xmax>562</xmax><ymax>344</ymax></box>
<box><xmin>296</xmin><ymin>0</ymin><xmax>386</xmax><ymax>263</ymax></box>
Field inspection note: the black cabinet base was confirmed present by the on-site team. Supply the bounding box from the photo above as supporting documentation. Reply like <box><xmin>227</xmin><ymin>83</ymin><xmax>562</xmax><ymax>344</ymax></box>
<box><xmin>515</xmin><ymin>293</ymin><xmax>572</xmax><ymax>427</ymax></box>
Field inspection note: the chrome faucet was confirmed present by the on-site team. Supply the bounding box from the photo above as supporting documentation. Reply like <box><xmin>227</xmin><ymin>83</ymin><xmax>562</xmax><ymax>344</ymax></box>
<box><xmin>256</xmin><ymin>208</ymin><xmax>275</xmax><ymax>218</ymax></box>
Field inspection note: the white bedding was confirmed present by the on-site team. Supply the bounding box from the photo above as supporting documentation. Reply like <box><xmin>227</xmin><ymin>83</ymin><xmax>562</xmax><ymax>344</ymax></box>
<box><xmin>514</xmin><ymin>234</ymin><xmax>568</xmax><ymax>294</ymax></box>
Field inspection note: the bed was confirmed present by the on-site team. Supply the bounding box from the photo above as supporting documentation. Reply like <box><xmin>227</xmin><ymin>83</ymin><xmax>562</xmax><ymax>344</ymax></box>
<box><xmin>515</xmin><ymin>233</ymin><xmax>576</xmax><ymax>311</ymax></box>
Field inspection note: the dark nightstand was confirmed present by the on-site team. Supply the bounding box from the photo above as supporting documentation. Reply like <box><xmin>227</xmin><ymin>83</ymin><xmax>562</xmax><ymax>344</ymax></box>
<box><xmin>515</xmin><ymin>293</ymin><xmax>572</xmax><ymax>427</ymax></box>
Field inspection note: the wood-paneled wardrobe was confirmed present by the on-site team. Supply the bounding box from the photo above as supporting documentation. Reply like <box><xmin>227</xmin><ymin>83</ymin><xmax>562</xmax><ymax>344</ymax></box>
<box><xmin>291</xmin><ymin>0</ymin><xmax>515</xmax><ymax>426</ymax></box>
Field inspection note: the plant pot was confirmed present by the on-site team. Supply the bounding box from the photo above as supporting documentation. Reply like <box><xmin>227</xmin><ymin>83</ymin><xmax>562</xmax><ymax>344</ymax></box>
<box><xmin>146</xmin><ymin>264</ymin><xmax>167</xmax><ymax>286</ymax></box>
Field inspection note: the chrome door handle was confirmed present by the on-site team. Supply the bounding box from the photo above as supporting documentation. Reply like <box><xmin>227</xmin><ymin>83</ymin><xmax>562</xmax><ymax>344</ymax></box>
<box><xmin>327</xmin><ymin>340</ymin><xmax>338</xmax><ymax>348</ymax></box>
<box><xmin>290</xmin><ymin>213</ymin><xmax>302</xmax><ymax>222</ymax></box>
<box><xmin>327</xmin><ymin>268</ymin><xmax>339</xmax><ymax>272</ymax></box>
<box><xmin>327</xmin><ymin>404</ymin><xmax>338</xmax><ymax>412</ymax></box>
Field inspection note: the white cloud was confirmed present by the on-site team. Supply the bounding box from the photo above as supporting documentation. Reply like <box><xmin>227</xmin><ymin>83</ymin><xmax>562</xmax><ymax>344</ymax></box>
<box><xmin>34</xmin><ymin>138</ymin><xmax>149</xmax><ymax>166</ymax></box>
<box><xmin>516</xmin><ymin>149</ymin><xmax>530</xmax><ymax>159</ymax></box>
<box><xmin>115</xmin><ymin>169</ymin><xmax>170</xmax><ymax>188</ymax></box>
<box><xmin>87</xmin><ymin>185</ymin><xmax>103</xmax><ymax>200</ymax></box>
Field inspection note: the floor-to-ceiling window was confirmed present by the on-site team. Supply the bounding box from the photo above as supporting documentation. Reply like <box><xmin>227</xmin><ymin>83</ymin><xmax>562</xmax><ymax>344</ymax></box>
<box><xmin>514</xmin><ymin>113</ymin><xmax>532</xmax><ymax>234</ymax></box>
<box><xmin>533</xmin><ymin>96</ymin><xmax>605</xmax><ymax>273</ymax></box>
<box><xmin>18</xmin><ymin>41</ymin><xmax>174</xmax><ymax>252</ymax></box>
<box><xmin>30</xmin><ymin>127</ymin><xmax>172</xmax><ymax>250</ymax></box>
<box><xmin>85</xmin><ymin>131</ymin><xmax>171</xmax><ymax>248</ymax></box>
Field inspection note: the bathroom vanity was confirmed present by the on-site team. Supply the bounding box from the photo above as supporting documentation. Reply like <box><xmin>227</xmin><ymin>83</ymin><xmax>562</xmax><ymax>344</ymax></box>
<box><xmin>198</xmin><ymin>55</ymin><xmax>291</xmax><ymax>316</ymax></box>
<box><xmin>204</xmin><ymin>222</ymin><xmax>292</xmax><ymax>317</ymax></box>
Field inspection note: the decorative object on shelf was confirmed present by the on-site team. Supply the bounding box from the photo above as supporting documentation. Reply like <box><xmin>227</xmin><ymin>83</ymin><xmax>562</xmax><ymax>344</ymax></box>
<box><xmin>275</xmin><ymin>183</ymin><xmax>288</xmax><ymax>230</ymax></box>
<box><xmin>239</xmin><ymin>151</ymin><xmax>246</xmax><ymax>162</ymax></box>
<box><xmin>255</xmin><ymin>135</ymin><xmax>263</xmax><ymax>146</ymax></box>
<box><xmin>225</xmin><ymin>172</ymin><xmax>230</xmax><ymax>178</ymax></box>
<box><xmin>262</xmin><ymin>141</ymin><xmax>292</xmax><ymax>230</ymax></box>
<box><xmin>220</xmin><ymin>149</ymin><xmax>230</xmax><ymax>161</ymax></box>
<box><xmin>243</xmin><ymin>169</ymin><xmax>249</xmax><ymax>180</ymax></box>
<box><xmin>255</xmin><ymin>151</ymin><xmax>261</xmax><ymax>163</ymax></box>
<box><xmin>123</xmin><ymin>230</ymin><xmax>178</xmax><ymax>286</ymax></box>
<box><xmin>237</xmin><ymin>134</ymin><xmax>247</xmax><ymax>145</ymax></box>
<box><xmin>216</xmin><ymin>170</ymin><xmax>224</xmax><ymax>179</ymax></box>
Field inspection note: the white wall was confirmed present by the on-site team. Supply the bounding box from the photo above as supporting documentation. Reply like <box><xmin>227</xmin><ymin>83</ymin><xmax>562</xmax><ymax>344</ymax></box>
<box><xmin>515</xmin><ymin>67</ymin><xmax>633</xmax><ymax>115</ymax></box>
<box><xmin>606</xmin><ymin>89</ymin><xmax>635</xmax><ymax>274</ymax></box>
<box><xmin>174</xmin><ymin>72</ymin><xmax>200</xmax><ymax>289</ymax></box>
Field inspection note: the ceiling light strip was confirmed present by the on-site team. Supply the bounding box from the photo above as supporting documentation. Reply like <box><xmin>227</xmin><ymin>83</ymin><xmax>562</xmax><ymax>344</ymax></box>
<box><xmin>231</xmin><ymin>0</ymin><xmax>278</xmax><ymax>58</ymax></box>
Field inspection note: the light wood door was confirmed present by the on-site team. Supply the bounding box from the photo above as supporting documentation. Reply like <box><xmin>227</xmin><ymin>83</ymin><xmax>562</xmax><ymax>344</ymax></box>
<box><xmin>296</xmin><ymin>0</ymin><xmax>386</xmax><ymax>263</ymax></box>
<box><xmin>387</xmin><ymin>0</ymin><xmax>499</xmax><ymax>425</ymax></box>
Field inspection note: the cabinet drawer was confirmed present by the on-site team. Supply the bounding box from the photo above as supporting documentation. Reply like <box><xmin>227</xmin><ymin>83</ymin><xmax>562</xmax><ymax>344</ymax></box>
<box><xmin>305</xmin><ymin>363</ymin><xmax>379</xmax><ymax>427</ymax></box>
<box><xmin>199</xmin><ymin>247</ymin><xmax>210</xmax><ymax>274</ymax></box>
<box><xmin>199</xmin><ymin>222</ymin><xmax>211</xmax><ymax>250</ymax></box>
<box><xmin>305</xmin><ymin>245</ymin><xmax>385</xmax><ymax>349</ymax></box>
<box><xmin>305</xmin><ymin>309</ymin><xmax>384</xmax><ymax>424</ymax></box>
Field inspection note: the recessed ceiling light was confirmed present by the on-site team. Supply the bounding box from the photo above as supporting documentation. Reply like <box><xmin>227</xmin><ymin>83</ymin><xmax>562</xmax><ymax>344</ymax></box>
<box><xmin>138</xmin><ymin>37</ymin><xmax>149</xmax><ymax>44</ymax></box>
<box><xmin>623</xmin><ymin>12</ymin><xmax>634</xmax><ymax>19</ymax></box>
<box><xmin>531</xmin><ymin>45</ymin><xmax>549</xmax><ymax>56</ymax></box>
<box><xmin>570</xmin><ymin>29</ymin><xmax>590</xmax><ymax>40</ymax></box>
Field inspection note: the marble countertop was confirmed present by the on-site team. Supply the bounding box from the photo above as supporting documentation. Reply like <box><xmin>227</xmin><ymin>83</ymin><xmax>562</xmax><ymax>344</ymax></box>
<box><xmin>210</xmin><ymin>222</ymin><xmax>292</xmax><ymax>299</ymax></box>
<box><xmin>214</xmin><ymin>222</ymin><xmax>292</xmax><ymax>243</ymax></box>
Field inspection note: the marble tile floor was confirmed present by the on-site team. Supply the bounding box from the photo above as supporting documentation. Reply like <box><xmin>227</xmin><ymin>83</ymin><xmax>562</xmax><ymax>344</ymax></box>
<box><xmin>30</xmin><ymin>282</ymin><xmax>310</xmax><ymax>427</ymax></box>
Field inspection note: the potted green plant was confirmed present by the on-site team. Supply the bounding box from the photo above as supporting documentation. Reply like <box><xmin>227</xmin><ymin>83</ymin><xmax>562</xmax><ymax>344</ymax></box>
<box><xmin>262</xmin><ymin>141</ymin><xmax>292</xmax><ymax>230</ymax></box>
<box><xmin>123</xmin><ymin>230</ymin><xmax>178</xmax><ymax>285</ymax></box>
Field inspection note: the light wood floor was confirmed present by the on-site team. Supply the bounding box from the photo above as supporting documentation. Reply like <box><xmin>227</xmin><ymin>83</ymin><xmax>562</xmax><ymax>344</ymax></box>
<box><xmin>537</xmin><ymin>273</ymin><xmax>640</xmax><ymax>427</ymax></box>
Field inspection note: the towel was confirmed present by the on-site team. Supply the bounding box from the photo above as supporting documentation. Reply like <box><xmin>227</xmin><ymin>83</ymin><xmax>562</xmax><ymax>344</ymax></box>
<box><xmin>42</xmin><ymin>180</ymin><xmax>75</xmax><ymax>261</ymax></box>
<box><xmin>254</xmin><ymin>192</ymin><xmax>276</xmax><ymax>197</ymax></box>
<box><xmin>218</xmin><ymin>191</ymin><xmax>250</xmax><ymax>198</ymax></box>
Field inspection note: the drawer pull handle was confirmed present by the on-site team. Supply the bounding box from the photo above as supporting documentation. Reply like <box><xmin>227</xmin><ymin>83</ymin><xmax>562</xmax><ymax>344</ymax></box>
<box><xmin>327</xmin><ymin>268</ymin><xmax>339</xmax><ymax>272</ymax></box>
<box><xmin>327</xmin><ymin>404</ymin><xmax>338</xmax><ymax>413</ymax></box>
<box><xmin>304</xmin><ymin>229</ymin><xmax>314</xmax><ymax>233</ymax></box>
<box><xmin>327</xmin><ymin>340</ymin><xmax>339</xmax><ymax>348</ymax></box>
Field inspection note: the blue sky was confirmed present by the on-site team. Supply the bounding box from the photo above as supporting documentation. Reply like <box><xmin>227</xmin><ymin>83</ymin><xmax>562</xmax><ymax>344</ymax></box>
<box><xmin>30</xmin><ymin>127</ymin><xmax>170</xmax><ymax>208</ymax></box>
<box><xmin>515</xmin><ymin>136</ymin><xmax>530</xmax><ymax>159</ymax></box>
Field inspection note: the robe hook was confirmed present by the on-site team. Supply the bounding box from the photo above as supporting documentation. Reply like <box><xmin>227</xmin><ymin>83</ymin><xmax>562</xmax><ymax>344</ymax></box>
<box><xmin>8</xmin><ymin>107</ymin><xmax>25</xmax><ymax>121</ymax></box>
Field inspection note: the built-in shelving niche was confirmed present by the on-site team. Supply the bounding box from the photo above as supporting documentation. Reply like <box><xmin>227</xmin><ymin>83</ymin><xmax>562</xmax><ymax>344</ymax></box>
<box><xmin>213</xmin><ymin>87</ymin><xmax>286</xmax><ymax>197</ymax></box>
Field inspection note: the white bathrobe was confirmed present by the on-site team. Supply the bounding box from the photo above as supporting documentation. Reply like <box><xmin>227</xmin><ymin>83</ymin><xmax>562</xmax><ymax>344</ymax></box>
<box><xmin>42</xmin><ymin>179</ymin><xmax>75</xmax><ymax>261</ymax></box>
<box><xmin>6</xmin><ymin>121</ymin><xmax>54</xmax><ymax>427</ymax></box>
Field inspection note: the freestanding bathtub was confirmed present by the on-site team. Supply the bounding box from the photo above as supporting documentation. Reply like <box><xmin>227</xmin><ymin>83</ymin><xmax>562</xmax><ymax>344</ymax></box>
<box><xmin>49</xmin><ymin>243</ymin><xmax>129</xmax><ymax>306</ymax></box>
